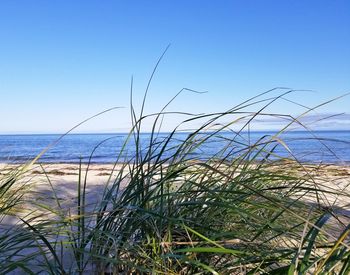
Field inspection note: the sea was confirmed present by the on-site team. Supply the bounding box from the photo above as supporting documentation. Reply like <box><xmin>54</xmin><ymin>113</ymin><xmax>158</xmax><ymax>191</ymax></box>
<box><xmin>0</xmin><ymin>131</ymin><xmax>349</xmax><ymax>165</ymax></box>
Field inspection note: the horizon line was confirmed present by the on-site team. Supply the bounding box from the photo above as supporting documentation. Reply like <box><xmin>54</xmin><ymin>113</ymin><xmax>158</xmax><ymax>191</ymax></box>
<box><xmin>0</xmin><ymin>129</ymin><xmax>349</xmax><ymax>136</ymax></box>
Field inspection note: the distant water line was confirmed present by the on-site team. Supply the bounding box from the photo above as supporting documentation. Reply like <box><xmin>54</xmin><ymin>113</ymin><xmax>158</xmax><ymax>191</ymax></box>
<box><xmin>0</xmin><ymin>131</ymin><xmax>349</xmax><ymax>164</ymax></box>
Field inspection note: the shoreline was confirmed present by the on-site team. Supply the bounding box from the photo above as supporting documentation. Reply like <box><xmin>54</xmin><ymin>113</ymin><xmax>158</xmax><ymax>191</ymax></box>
<box><xmin>1</xmin><ymin>159</ymin><xmax>350</xmax><ymax>165</ymax></box>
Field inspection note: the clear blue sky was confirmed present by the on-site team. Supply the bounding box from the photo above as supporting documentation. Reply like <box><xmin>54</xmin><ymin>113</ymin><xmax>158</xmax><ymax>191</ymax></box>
<box><xmin>0</xmin><ymin>0</ymin><xmax>349</xmax><ymax>133</ymax></box>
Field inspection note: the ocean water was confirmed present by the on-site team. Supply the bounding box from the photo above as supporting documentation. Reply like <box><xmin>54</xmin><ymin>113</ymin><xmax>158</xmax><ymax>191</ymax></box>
<box><xmin>0</xmin><ymin>131</ymin><xmax>349</xmax><ymax>164</ymax></box>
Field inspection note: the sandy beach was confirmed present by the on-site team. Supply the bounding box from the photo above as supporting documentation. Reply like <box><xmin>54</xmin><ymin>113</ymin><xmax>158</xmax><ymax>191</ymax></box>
<box><xmin>0</xmin><ymin>163</ymin><xmax>125</xmax><ymax>215</ymax></box>
<box><xmin>1</xmin><ymin>162</ymin><xmax>349</xmax><ymax>209</ymax></box>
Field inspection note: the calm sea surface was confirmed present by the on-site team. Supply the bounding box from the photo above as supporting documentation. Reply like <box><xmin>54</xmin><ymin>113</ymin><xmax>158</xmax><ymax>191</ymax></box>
<box><xmin>0</xmin><ymin>131</ymin><xmax>349</xmax><ymax>164</ymax></box>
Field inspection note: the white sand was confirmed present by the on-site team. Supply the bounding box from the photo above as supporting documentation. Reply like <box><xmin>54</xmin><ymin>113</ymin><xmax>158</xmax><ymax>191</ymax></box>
<box><xmin>1</xmin><ymin>162</ymin><xmax>349</xmax><ymax>208</ymax></box>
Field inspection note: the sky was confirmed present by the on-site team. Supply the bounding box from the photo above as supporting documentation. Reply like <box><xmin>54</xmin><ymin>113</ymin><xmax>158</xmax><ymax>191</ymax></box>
<box><xmin>0</xmin><ymin>0</ymin><xmax>349</xmax><ymax>133</ymax></box>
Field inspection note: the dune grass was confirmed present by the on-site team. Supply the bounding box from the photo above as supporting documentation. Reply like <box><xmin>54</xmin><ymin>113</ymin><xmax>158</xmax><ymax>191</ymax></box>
<box><xmin>0</xmin><ymin>87</ymin><xmax>349</xmax><ymax>274</ymax></box>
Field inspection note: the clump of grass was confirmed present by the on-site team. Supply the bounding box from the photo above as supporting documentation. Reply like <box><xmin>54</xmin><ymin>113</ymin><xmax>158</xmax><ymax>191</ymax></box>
<box><xmin>0</xmin><ymin>54</ymin><xmax>349</xmax><ymax>274</ymax></box>
<box><xmin>0</xmin><ymin>165</ymin><xmax>41</xmax><ymax>273</ymax></box>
